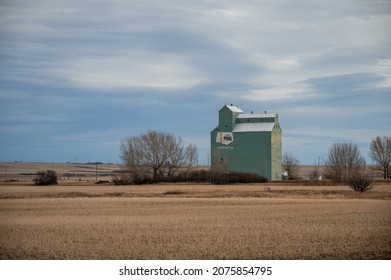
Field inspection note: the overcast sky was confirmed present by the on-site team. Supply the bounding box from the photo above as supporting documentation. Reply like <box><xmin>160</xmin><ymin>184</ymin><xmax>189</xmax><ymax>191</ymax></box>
<box><xmin>0</xmin><ymin>0</ymin><xmax>390</xmax><ymax>165</ymax></box>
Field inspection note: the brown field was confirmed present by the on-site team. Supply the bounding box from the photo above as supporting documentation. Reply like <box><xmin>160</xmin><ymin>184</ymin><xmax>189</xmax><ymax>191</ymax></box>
<box><xmin>0</xmin><ymin>162</ymin><xmax>390</xmax><ymax>260</ymax></box>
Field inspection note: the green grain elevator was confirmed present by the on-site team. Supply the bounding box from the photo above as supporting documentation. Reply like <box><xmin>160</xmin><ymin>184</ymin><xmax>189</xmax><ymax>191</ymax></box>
<box><xmin>210</xmin><ymin>104</ymin><xmax>282</xmax><ymax>180</ymax></box>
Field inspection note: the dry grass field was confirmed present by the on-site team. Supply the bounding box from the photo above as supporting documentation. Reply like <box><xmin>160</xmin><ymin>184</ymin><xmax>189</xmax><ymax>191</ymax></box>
<box><xmin>0</xmin><ymin>162</ymin><xmax>390</xmax><ymax>260</ymax></box>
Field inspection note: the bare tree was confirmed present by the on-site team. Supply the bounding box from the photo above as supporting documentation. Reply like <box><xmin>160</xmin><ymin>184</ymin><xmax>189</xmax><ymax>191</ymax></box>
<box><xmin>120</xmin><ymin>131</ymin><xmax>198</xmax><ymax>183</ymax></box>
<box><xmin>210</xmin><ymin>149</ymin><xmax>229</xmax><ymax>183</ymax></box>
<box><xmin>282</xmin><ymin>152</ymin><xmax>299</xmax><ymax>180</ymax></box>
<box><xmin>308</xmin><ymin>166</ymin><xmax>322</xmax><ymax>184</ymax></box>
<box><xmin>325</xmin><ymin>141</ymin><xmax>365</xmax><ymax>183</ymax></box>
<box><xmin>120</xmin><ymin>135</ymin><xmax>153</xmax><ymax>184</ymax></box>
<box><xmin>165</xmin><ymin>139</ymin><xmax>198</xmax><ymax>180</ymax></box>
<box><xmin>348</xmin><ymin>168</ymin><xmax>375</xmax><ymax>192</ymax></box>
<box><xmin>308</xmin><ymin>157</ymin><xmax>323</xmax><ymax>183</ymax></box>
<box><xmin>369</xmin><ymin>136</ymin><xmax>391</xmax><ymax>179</ymax></box>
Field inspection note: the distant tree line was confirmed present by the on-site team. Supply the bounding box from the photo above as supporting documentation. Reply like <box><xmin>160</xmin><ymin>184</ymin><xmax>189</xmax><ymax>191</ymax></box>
<box><xmin>325</xmin><ymin>136</ymin><xmax>391</xmax><ymax>183</ymax></box>
<box><xmin>283</xmin><ymin>135</ymin><xmax>391</xmax><ymax>192</ymax></box>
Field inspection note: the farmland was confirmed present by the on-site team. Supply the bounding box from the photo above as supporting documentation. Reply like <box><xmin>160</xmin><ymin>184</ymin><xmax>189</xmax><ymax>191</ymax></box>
<box><xmin>0</xmin><ymin>162</ymin><xmax>390</xmax><ymax>260</ymax></box>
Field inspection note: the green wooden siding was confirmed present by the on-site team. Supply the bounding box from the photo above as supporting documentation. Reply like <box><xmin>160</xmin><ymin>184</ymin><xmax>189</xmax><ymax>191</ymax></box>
<box><xmin>211</xmin><ymin>105</ymin><xmax>282</xmax><ymax>180</ymax></box>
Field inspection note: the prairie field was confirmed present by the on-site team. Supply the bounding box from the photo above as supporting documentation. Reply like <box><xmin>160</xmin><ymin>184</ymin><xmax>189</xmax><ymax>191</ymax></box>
<box><xmin>1</xmin><ymin>185</ymin><xmax>391</xmax><ymax>260</ymax></box>
<box><xmin>0</xmin><ymin>162</ymin><xmax>390</xmax><ymax>260</ymax></box>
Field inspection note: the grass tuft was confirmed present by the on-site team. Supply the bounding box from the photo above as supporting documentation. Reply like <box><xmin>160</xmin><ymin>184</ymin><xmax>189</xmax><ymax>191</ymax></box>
<box><xmin>163</xmin><ymin>189</ymin><xmax>183</xmax><ymax>195</ymax></box>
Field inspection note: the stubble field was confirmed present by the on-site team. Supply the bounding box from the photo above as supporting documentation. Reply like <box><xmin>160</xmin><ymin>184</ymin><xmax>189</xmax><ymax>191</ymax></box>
<box><xmin>1</xmin><ymin>184</ymin><xmax>391</xmax><ymax>260</ymax></box>
<box><xmin>0</xmin><ymin>162</ymin><xmax>390</xmax><ymax>260</ymax></box>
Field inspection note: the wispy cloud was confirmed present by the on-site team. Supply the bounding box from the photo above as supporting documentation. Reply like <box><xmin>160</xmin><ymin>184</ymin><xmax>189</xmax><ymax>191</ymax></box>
<box><xmin>0</xmin><ymin>0</ymin><xmax>390</xmax><ymax>163</ymax></box>
<box><xmin>51</xmin><ymin>54</ymin><xmax>202</xmax><ymax>89</ymax></box>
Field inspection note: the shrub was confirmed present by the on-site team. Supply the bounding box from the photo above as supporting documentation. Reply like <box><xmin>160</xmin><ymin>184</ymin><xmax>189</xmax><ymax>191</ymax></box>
<box><xmin>211</xmin><ymin>171</ymin><xmax>268</xmax><ymax>184</ymax></box>
<box><xmin>348</xmin><ymin>172</ymin><xmax>375</xmax><ymax>192</ymax></box>
<box><xmin>163</xmin><ymin>189</ymin><xmax>183</xmax><ymax>195</ymax></box>
<box><xmin>33</xmin><ymin>170</ymin><xmax>58</xmax><ymax>185</ymax></box>
<box><xmin>118</xmin><ymin>168</ymin><xmax>268</xmax><ymax>185</ymax></box>
<box><xmin>132</xmin><ymin>174</ymin><xmax>153</xmax><ymax>185</ymax></box>
<box><xmin>112</xmin><ymin>174</ymin><xmax>132</xmax><ymax>185</ymax></box>
<box><xmin>169</xmin><ymin>169</ymin><xmax>210</xmax><ymax>183</ymax></box>
<box><xmin>112</xmin><ymin>172</ymin><xmax>153</xmax><ymax>185</ymax></box>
